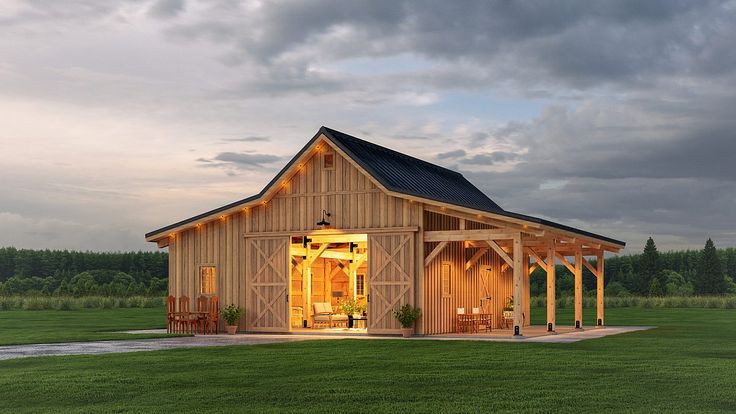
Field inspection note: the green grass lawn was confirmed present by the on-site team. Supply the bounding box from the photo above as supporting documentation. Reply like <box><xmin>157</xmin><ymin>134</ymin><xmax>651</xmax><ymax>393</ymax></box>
<box><xmin>1</xmin><ymin>307</ymin><xmax>735</xmax><ymax>413</ymax></box>
<box><xmin>0</xmin><ymin>307</ymin><xmax>169</xmax><ymax>345</ymax></box>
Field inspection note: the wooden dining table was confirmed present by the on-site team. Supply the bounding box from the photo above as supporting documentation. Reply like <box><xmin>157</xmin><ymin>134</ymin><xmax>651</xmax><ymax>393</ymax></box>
<box><xmin>456</xmin><ymin>313</ymin><xmax>494</xmax><ymax>333</ymax></box>
<box><xmin>173</xmin><ymin>311</ymin><xmax>211</xmax><ymax>334</ymax></box>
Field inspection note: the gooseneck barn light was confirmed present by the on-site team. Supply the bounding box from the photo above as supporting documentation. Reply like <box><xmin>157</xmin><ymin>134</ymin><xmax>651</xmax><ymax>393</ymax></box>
<box><xmin>316</xmin><ymin>210</ymin><xmax>331</xmax><ymax>226</ymax></box>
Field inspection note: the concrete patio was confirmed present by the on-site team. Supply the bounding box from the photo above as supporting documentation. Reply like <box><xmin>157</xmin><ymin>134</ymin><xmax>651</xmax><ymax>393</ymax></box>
<box><xmin>0</xmin><ymin>326</ymin><xmax>653</xmax><ymax>361</ymax></box>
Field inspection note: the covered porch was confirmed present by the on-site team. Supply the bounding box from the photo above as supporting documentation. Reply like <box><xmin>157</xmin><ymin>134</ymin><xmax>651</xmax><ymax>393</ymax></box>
<box><xmin>421</xmin><ymin>206</ymin><xmax>622</xmax><ymax>337</ymax></box>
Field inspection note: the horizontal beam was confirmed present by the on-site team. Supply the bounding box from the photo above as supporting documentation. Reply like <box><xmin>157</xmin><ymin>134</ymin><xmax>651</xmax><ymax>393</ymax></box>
<box><xmin>290</xmin><ymin>247</ymin><xmax>365</xmax><ymax>261</ymax></box>
<box><xmin>424</xmin><ymin>229</ymin><xmax>521</xmax><ymax>242</ymax></box>
<box><xmin>244</xmin><ymin>226</ymin><xmax>418</xmax><ymax>240</ymax></box>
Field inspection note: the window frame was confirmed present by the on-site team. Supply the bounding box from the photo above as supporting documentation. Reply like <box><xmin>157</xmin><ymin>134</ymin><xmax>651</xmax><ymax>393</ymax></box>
<box><xmin>356</xmin><ymin>273</ymin><xmax>366</xmax><ymax>297</ymax></box>
<box><xmin>199</xmin><ymin>264</ymin><xmax>217</xmax><ymax>296</ymax></box>
<box><xmin>322</xmin><ymin>150</ymin><xmax>335</xmax><ymax>170</ymax></box>
<box><xmin>441</xmin><ymin>261</ymin><xmax>451</xmax><ymax>298</ymax></box>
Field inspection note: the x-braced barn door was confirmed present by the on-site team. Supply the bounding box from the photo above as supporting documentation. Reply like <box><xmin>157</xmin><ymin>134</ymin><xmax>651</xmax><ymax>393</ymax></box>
<box><xmin>246</xmin><ymin>237</ymin><xmax>289</xmax><ymax>332</ymax></box>
<box><xmin>368</xmin><ymin>233</ymin><xmax>414</xmax><ymax>334</ymax></box>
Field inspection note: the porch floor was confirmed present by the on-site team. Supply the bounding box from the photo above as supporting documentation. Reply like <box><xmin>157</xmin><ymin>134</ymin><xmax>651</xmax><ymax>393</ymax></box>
<box><xmin>433</xmin><ymin>325</ymin><xmax>653</xmax><ymax>342</ymax></box>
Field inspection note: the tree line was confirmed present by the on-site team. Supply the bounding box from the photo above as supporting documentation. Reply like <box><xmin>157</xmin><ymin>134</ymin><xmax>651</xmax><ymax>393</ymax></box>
<box><xmin>0</xmin><ymin>248</ymin><xmax>168</xmax><ymax>297</ymax></box>
<box><xmin>530</xmin><ymin>238</ymin><xmax>736</xmax><ymax>297</ymax></box>
<box><xmin>2</xmin><ymin>239</ymin><xmax>734</xmax><ymax>298</ymax></box>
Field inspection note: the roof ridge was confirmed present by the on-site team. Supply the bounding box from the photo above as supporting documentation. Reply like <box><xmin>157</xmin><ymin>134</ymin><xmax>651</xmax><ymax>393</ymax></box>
<box><xmin>320</xmin><ymin>126</ymin><xmax>465</xmax><ymax>178</ymax></box>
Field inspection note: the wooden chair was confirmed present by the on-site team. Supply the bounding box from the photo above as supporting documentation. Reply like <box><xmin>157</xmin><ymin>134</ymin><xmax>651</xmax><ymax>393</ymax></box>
<box><xmin>166</xmin><ymin>295</ymin><xmax>176</xmax><ymax>334</ymax></box>
<box><xmin>204</xmin><ymin>296</ymin><xmax>220</xmax><ymax>334</ymax></box>
<box><xmin>456</xmin><ymin>308</ymin><xmax>468</xmax><ymax>333</ymax></box>
<box><xmin>195</xmin><ymin>295</ymin><xmax>209</xmax><ymax>334</ymax></box>
<box><xmin>176</xmin><ymin>296</ymin><xmax>194</xmax><ymax>334</ymax></box>
<box><xmin>473</xmin><ymin>307</ymin><xmax>492</xmax><ymax>332</ymax></box>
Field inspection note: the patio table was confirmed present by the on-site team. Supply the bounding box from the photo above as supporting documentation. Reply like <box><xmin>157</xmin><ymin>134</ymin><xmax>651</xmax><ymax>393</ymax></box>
<box><xmin>456</xmin><ymin>313</ymin><xmax>493</xmax><ymax>333</ymax></box>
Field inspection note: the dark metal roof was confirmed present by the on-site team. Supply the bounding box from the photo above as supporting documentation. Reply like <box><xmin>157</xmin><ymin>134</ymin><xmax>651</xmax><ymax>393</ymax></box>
<box><xmin>146</xmin><ymin>126</ymin><xmax>625</xmax><ymax>247</ymax></box>
<box><xmin>321</xmin><ymin>127</ymin><xmax>505</xmax><ymax>214</ymax></box>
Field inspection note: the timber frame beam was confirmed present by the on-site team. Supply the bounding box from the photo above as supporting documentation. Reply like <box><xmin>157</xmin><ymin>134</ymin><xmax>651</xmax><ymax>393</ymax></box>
<box><xmin>424</xmin><ymin>241</ymin><xmax>449</xmax><ymax>267</ymax></box>
<box><xmin>424</xmin><ymin>229</ymin><xmax>540</xmax><ymax>242</ymax></box>
<box><xmin>487</xmin><ymin>240</ymin><xmax>514</xmax><ymax>268</ymax></box>
<box><xmin>465</xmin><ymin>247</ymin><xmax>489</xmax><ymax>271</ymax></box>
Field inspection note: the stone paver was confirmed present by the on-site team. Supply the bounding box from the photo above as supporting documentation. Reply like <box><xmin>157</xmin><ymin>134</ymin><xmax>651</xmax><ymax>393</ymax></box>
<box><xmin>0</xmin><ymin>326</ymin><xmax>653</xmax><ymax>361</ymax></box>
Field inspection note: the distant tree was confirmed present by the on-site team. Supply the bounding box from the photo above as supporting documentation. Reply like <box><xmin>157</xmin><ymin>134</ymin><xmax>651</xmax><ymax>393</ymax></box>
<box><xmin>649</xmin><ymin>278</ymin><xmax>664</xmax><ymax>297</ymax></box>
<box><xmin>724</xmin><ymin>276</ymin><xmax>736</xmax><ymax>295</ymax></box>
<box><xmin>605</xmin><ymin>281</ymin><xmax>631</xmax><ymax>297</ymax></box>
<box><xmin>694</xmin><ymin>239</ymin><xmax>726</xmax><ymax>294</ymax></box>
<box><xmin>663</xmin><ymin>270</ymin><xmax>693</xmax><ymax>296</ymax></box>
<box><xmin>639</xmin><ymin>237</ymin><xmax>661</xmax><ymax>295</ymax></box>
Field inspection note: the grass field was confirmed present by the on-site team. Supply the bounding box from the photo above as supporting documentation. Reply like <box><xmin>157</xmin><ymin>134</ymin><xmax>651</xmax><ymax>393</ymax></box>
<box><xmin>1</xmin><ymin>307</ymin><xmax>734</xmax><ymax>413</ymax></box>
<box><xmin>0</xmin><ymin>308</ymin><xmax>169</xmax><ymax>345</ymax></box>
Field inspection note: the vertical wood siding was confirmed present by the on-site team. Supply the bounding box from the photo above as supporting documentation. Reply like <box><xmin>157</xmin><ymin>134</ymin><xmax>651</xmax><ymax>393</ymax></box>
<box><xmin>167</xmin><ymin>139</ymin><xmax>421</xmax><ymax>332</ymax></box>
<box><xmin>422</xmin><ymin>211</ymin><xmax>513</xmax><ymax>335</ymax></box>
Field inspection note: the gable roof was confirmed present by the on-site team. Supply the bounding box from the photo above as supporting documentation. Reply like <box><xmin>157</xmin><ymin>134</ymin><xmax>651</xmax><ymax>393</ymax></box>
<box><xmin>146</xmin><ymin>126</ymin><xmax>625</xmax><ymax>248</ymax></box>
<box><xmin>321</xmin><ymin>127</ymin><xmax>504</xmax><ymax>214</ymax></box>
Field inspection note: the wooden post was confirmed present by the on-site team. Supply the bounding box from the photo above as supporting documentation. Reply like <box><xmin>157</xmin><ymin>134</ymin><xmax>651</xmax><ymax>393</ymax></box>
<box><xmin>546</xmin><ymin>242</ymin><xmax>556</xmax><ymax>332</ymax></box>
<box><xmin>523</xmin><ymin>252</ymin><xmax>530</xmax><ymax>327</ymax></box>
<box><xmin>574</xmin><ymin>248</ymin><xmax>583</xmax><ymax>329</ymax></box>
<box><xmin>513</xmin><ymin>234</ymin><xmax>523</xmax><ymax>336</ymax></box>
<box><xmin>415</xmin><ymin>207</ymin><xmax>425</xmax><ymax>335</ymax></box>
<box><xmin>304</xmin><ymin>260</ymin><xmax>312</xmax><ymax>328</ymax></box>
<box><xmin>597</xmin><ymin>251</ymin><xmax>604</xmax><ymax>327</ymax></box>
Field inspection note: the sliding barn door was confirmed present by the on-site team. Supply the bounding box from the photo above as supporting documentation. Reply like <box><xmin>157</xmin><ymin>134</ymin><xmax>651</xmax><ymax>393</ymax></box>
<box><xmin>368</xmin><ymin>233</ymin><xmax>415</xmax><ymax>334</ymax></box>
<box><xmin>245</xmin><ymin>237</ymin><xmax>289</xmax><ymax>332</ymax></box>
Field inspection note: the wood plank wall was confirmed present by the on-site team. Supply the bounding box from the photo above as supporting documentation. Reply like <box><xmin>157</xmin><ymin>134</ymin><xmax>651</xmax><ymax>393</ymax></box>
<box><xmin>422</xmin><ymin>211</ymin><xmax>513</xmax><ymax>334</ymax></box>
<box><xmin>246</xmin><ymin>142</ymin><xmax>418</xmax><ymax>232</ymax></box>
<box><xmin>167</xmin><ymin>139</ymin><xmax>421</xmax><ymax>332</ymax></box>
<box><xmin>168</xmin><ymin>214</ymin><xmax>247</xmax><ymax>330</ymax></box>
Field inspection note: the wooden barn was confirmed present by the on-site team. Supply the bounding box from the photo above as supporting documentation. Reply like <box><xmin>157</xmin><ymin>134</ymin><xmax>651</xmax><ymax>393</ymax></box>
<box><xmin>146</xmin><ymin>127</ymin><xmax>625</xmax><ymax>336</ymax></box>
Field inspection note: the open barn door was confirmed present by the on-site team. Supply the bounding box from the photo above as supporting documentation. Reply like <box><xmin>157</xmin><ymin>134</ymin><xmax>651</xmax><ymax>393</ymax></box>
<box><xmin>367</xmin><ymin>233</ymin><xmax>414</xmax><ymax>334</ymax></box>
<box><xmin>245</xmin><ymin>237</ymin><xmax>289</xmax><ymax>332</ymax></box>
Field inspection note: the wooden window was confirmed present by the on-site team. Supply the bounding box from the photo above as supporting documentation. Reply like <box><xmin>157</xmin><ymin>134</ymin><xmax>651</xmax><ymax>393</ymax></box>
<box><xmin>200</xmin><ymin>266</ymin><xmax>216</xmax><ymax>295</ymax></box>
<box><xmin>323</xmin><ymin>150</ymin><xmax>335</xmax><ymax>170</ymax></box>
<box><xmin>356</xmin><ymin>273</ymin><xmax>366</xmax><ymax>296</ymax></box>
<box><xmin>441</xmin><ymin>262</ymin><xmax>451</xmax><ymax>297</ymax></box>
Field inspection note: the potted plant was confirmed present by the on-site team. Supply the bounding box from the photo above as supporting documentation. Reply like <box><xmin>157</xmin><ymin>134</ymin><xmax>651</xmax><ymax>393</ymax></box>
<box><xmin>340</xmin><ymin>298</ymin><xmax>357</xmax><ymax>328</ymax></box>
<box><xmin>393</xmin><ymin>304</ymin><xmax>421</xmax><ymax>338</ymax></box>
<box><xmin>221</xmin><ymin>304</ymin><xmax>243</xmax><ymax>335</ymax></box>
<box><xmin>503</xmin><ymin>297</ymin><xmax>514</xmax><ymax>319</ymax></box>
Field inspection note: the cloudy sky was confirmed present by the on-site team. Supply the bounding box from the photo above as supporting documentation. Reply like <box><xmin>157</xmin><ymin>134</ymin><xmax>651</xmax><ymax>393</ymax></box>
<box><xmin>1</xmin><ymin>0</ymin><xmax>735</xmax><ymax>253</ymax></box>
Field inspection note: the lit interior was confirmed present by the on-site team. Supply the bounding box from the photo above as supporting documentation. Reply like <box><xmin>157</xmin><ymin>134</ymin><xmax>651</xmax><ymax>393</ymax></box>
<box><xmin>289</xmin><ymin>234</ymin><xmax>368</xmax><ymax>333</ymax></box>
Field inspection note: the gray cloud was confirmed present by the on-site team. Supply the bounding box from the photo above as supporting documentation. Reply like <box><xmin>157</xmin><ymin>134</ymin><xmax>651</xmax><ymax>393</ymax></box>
<box><xmin>198</xmin><ymin>152</ymin><xmax>284</xmax><ymax>171</ymax></box>
<box><xmin>463</xmin><ymin>151</ymin><xmax>521</xmax><ymax>165</ymax></box>
<box><xmin>148</xmin><ymin>0</ymin><xmax>186</xmax><ymax>19</ymax></box>
<box><xmin>166</xmin><ymin>0</ymin><xmax>736</xmax><ymax>93</ymax></box>
<box><xmin>436</xmin><ymin>149</ymin><xmax>466</xmax><ymax>160</ymax></box>
<box><xmin>222</xmin><ymin>136</ymin><xmax>271</xmax><ymax>142</ymax></box>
